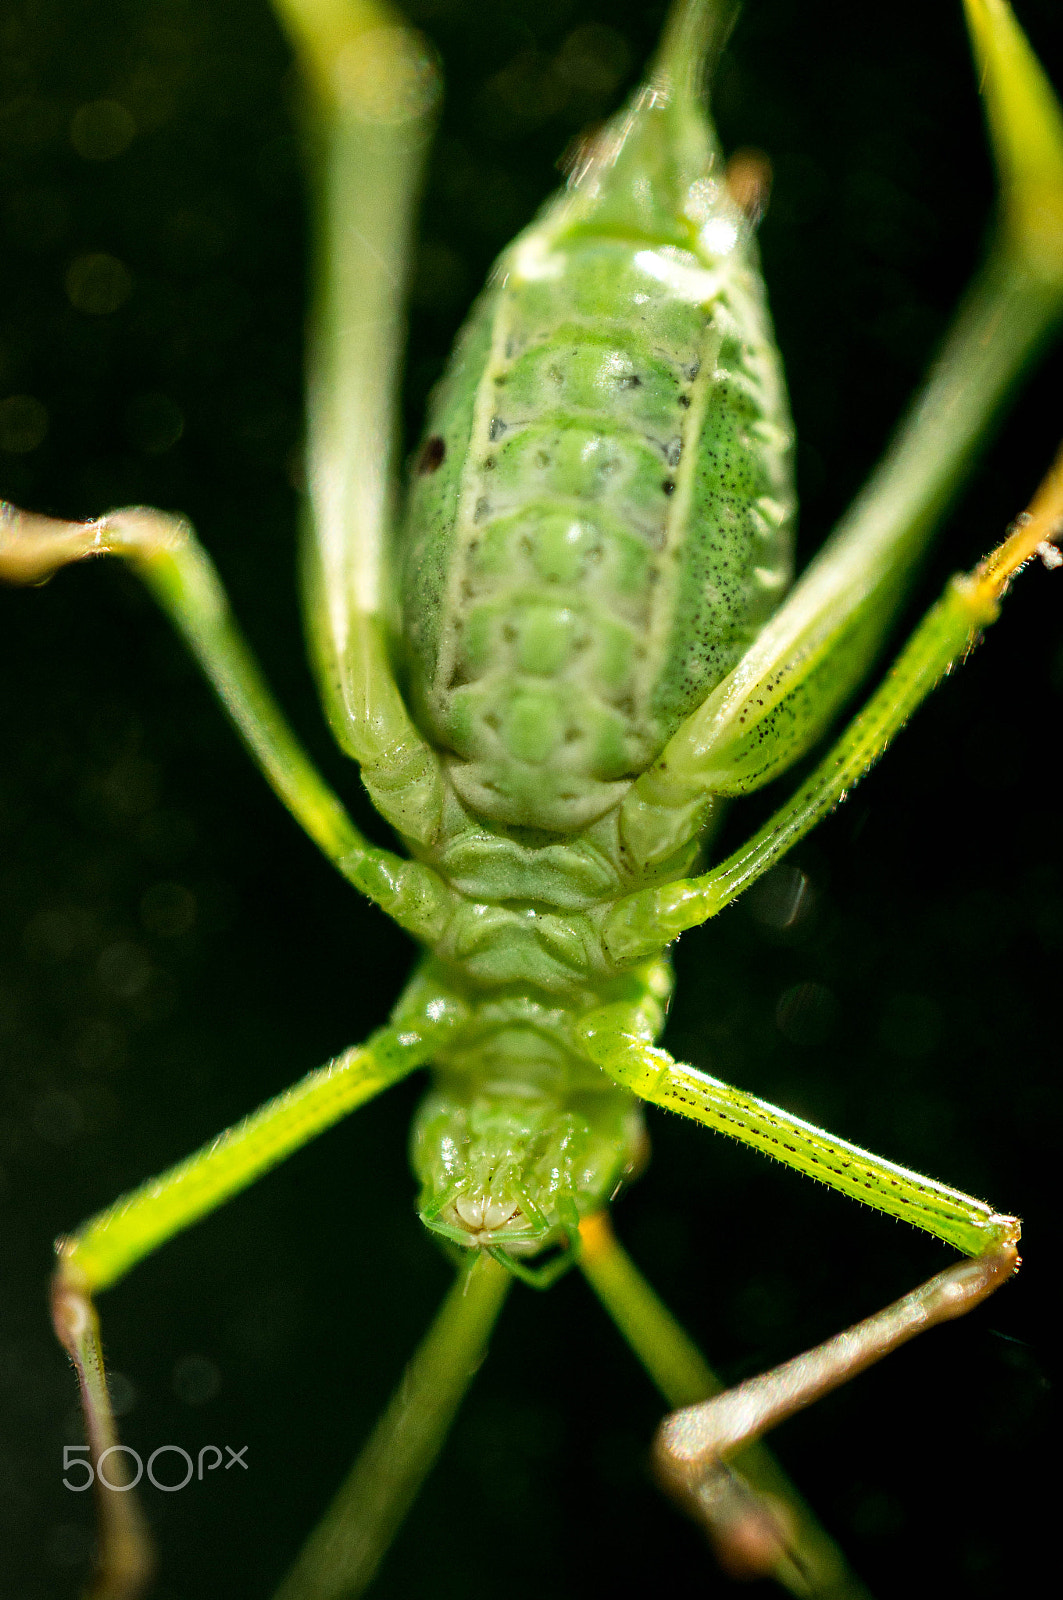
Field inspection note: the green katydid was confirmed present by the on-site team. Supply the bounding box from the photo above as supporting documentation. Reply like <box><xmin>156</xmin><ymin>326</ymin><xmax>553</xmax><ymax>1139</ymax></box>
<box><xmin>1</xmin><ymin>1</ymin><xmax>1062</xmax><ymax>1597</ymax></box>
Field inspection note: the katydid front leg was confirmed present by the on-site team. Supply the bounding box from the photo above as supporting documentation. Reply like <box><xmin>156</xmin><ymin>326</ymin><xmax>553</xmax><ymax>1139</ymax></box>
<box><xmin>48</xmin><ymin>967</ymin><xmax>467</xmax><ymax>1600</ymax></box>
<box><xmin>577</xmin><ymin>407</ymin><xmax>1061</xmax><ymax>1592</ymax></box>
<box><xmin>577</xmin><ymin>1003</ymin><xmax>1020</xmax><ymax>1571</ymax></box>
<box><xmin>652</xmin><ymin>1245</ymin><xmax>1017</xmax><ymax>1555</ymax></box>
<box><xmin>578</xmin><ymin>1213</ymin><xmax>873</xmax><ymax>1598</ymax></box>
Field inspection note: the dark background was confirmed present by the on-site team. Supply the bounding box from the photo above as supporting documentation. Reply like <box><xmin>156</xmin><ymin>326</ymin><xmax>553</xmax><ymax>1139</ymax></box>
<box><xmin>1</xmin><ymin>1</ymin><xmax>1061</xmax><ymax>1597</ymax></box>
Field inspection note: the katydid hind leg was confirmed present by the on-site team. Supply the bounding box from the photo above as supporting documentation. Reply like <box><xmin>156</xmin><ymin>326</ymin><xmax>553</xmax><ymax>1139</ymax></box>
<box><xmin>619</xmin><ymin>0</ymin><xmax>1063</xmax><ymax>863</ymax></box>
<box><xmin>277</xmin><ymin>0</ymin><xmax>448</xmax><ymax>844</ymax></box>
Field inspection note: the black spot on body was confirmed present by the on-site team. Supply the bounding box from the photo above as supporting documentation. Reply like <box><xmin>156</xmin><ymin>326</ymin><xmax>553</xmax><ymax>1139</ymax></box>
<box><xmin>417</xmin><ymin>435</ymin><xmax>446</xmax><ymax>474</ymax></box>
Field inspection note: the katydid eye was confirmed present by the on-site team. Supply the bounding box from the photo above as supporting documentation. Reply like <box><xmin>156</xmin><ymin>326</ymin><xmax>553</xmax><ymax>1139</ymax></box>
<box><xmin>417</xmin><ymin>436</ymin><xmax>446</xmax><ymax>474</ymax></box>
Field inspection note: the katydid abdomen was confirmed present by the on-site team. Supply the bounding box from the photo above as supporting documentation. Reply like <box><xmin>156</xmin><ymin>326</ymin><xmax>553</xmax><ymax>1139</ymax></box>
<box><xmin>402</xmin><ymin>73</ymin><xmax>794</xmax><ymax>835</ymax></box>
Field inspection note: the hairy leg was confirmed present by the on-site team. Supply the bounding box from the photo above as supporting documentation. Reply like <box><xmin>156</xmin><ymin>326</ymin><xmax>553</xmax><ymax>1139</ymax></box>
<box><xmin>579</xmin><ymin>1213</ymin><xmax>871</xmax><ymax>1598</ymax></box>
<box><xmin>275</xmin><ymin>0</ymin><xmax>448</xmax><ymax>844</ymax></box>
<box><xmin>605</xmin><ymin>444</ymin><xmax>1063</xmax><ymax>964</ymax></box>
<box><xmin>577</xmin><ymin>1011</ymin><xmax>1019</xmax><ymax>1558</ymax></box>
<box><xmin>618</xmin><ymin>0</ymin><xmax>1063</xmax><ymax>872</ymax></box>
<box><xmin>0</xmin><ymin>505</ymin><xmax>457</xmax><ymax>941</ymax></box>
<box><xmin>51</xmin><ymin>968</ymin><xmax>468</xmax><ymax>1600</ymax></box>
<box><xmin>653</xmin><ymin>1250</ymin><xmax>1015</xmax><ymax>1551</ymax></box>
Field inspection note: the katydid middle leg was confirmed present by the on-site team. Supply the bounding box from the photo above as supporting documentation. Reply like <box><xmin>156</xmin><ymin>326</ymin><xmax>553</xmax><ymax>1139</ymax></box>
<box><xmin>0</xmin><ymin>3</ymin><xmax>450</xmax><ymax>875</ymax></box>
<box><xmin>603</xmin><ymin>438</ymin><xmax>1063</xmax><ymax>965</ymax></box>
<box><xmin>0</xmin><ymin>504</ymin><xmax>456</xmax><ymax>944</ymax></box>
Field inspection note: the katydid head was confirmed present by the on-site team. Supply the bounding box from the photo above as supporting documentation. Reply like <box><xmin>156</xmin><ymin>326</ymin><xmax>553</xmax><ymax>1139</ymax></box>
<box><xmin>411</xmin><ymin>1087</ymin><xmax>646</xmax><ymax>1274</ymax></box>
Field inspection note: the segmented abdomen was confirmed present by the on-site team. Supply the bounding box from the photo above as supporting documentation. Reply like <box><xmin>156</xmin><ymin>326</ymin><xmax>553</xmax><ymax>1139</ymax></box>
<box><xmin>402</xmin><ymin>222</ymin><xmax>794</xmax><ymax>833</ymax></box>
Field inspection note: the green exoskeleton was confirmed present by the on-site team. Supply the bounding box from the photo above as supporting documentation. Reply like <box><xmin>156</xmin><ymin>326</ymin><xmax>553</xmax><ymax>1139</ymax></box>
<box><xmin>2</xmin><ymin>0</ymin><xmax>1062</xmax><ymax>1596</ymax></box>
